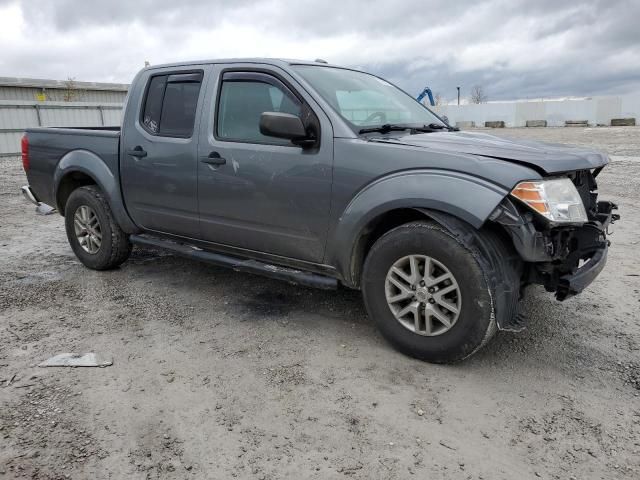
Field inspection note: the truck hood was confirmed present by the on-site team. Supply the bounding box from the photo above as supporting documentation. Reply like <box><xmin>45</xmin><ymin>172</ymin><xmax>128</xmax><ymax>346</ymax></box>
<box><xmin>372</xmin><ymin>131</ymin><xmax>609</xmax><ymax>175</ymax></box>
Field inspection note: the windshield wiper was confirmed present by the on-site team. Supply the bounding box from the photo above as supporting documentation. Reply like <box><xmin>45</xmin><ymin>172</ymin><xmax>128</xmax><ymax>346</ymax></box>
<box><xmin>358</xmin><ymin>124</ymin><xmax>414</xmax><ymax>134</ymax></box>
<box><xmin>359</xmin><ymin>122</ymin><xmax>458</xmax><ymax>135</ymax></box>
<box><xmin>419</xmin><ymin>123</ymin><xmax>458</xmax><ymax>131</ymax></box>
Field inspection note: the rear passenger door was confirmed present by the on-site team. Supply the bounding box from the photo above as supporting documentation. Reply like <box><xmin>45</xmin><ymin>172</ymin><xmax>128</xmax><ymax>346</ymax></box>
<box><xmin>121</xmin><ymin>67</ymin><xmax>208</xmax><ymax>238</ymax></box>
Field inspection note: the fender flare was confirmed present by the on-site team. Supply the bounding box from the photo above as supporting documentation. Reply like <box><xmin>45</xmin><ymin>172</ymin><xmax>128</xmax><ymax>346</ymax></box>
<box><xmin>325</xmin><ymin>169</ymin><xmax>509</xmax><ymax>286</ymax></box>
<box><xmin>53</xmin><ymin>149</ymin><xmax>139</xmax><ymax>233</ymax></box>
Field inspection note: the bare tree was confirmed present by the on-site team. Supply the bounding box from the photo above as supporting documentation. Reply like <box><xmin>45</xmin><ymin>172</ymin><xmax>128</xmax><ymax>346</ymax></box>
<box><xmin>469</xmin><ymin>85</ymin><xmax>488</xmax><ymax>104</ymax></box>
<box><xmin>434</xmin><ymin>93</ymin><xmax>446</xmax><ymax>106</ymax></box>
<box><xmin>63</xmin><ymin>77</ymin><xmax>84</xmax><ymax>102</ymax></box>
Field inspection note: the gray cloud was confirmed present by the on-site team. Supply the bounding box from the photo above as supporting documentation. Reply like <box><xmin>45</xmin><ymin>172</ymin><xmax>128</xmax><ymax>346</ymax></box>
<box><xmin>1</xmin><ymin>0</ymin><xmax>639</xmax><ymax>101</ymax></box>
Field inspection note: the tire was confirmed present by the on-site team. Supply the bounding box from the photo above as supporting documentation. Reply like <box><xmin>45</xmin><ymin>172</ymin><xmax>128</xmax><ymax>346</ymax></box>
<box><xmin>362</xmin><ymin>221</ymin><xmax>497</xmax><ymax>363</ymax></box>
<box><xmin>64</xmin><ymin>185</ymin><xmax>131</xmax><ymax>270</ymax></box>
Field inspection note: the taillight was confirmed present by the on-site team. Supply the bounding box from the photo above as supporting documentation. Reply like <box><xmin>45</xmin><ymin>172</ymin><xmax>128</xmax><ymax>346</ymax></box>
<box><xmin>21</xmin><ymin>135</ymin><xmax>29</xmax><ymax>171</ymax></box>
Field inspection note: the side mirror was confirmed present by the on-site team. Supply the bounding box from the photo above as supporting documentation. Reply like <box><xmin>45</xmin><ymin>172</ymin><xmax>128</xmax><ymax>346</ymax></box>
<box><xmin>260</xmin><ymin>112</ymin><xmax>314</xmax><ymax>147</ymax></box>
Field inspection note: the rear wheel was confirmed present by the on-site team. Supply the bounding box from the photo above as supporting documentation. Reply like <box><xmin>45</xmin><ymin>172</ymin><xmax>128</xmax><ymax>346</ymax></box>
<box><xmin>64</xmin><ymin>185</ymin><xmax>131</xmax><ymax>270</ymax></box>
<box><xmin>362</xmin><ymin>221</ymin><xmax>497</xmax><ymax>363</ymax></box>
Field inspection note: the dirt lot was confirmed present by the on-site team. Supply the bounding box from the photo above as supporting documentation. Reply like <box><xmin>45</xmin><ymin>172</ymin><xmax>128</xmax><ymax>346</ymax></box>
<box><xmin>1</xmin><ymin>127</ymin><xmax>639</xmax><ymax>479</ymax></box>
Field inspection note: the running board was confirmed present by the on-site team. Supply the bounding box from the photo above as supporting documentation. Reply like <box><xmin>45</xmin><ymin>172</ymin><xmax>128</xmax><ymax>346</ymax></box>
<box><xmin>130</xmin><ymin>234</ymin><xmax>338</xmax><ymax>290</ymax></box>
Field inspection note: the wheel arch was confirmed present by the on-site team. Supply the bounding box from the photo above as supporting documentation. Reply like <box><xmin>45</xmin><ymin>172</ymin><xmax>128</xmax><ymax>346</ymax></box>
<box><xmin>53</xmin><ymin>149</ymin><xmax>140</xmax><ymax>233</ymax></box>
<box><xmin>326</xmin><ymin>169</ymin><xmax>510</xmax><ymax>287</ymax></box>
<box><xmin>353</xmin><ymin>208</ymin><xmax>526</xmax><ymax>333</ymax></box>
<box><xmin>56</xmin><ymin>170</ymin><xmax>97</xmax><ymax>215</ymax></box>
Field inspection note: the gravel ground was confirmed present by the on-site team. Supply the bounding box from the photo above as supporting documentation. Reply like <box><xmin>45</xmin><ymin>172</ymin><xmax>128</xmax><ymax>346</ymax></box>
<box><xmin>1</xmin><ymin>127</ymin><xmax>639</xmax><ymax>479</ymax></box>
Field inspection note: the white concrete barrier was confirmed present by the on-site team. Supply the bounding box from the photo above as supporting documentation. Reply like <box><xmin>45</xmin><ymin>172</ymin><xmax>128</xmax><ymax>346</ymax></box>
<box><xmin>438</xmin><ymin>94</ymin><xmax>640</xmax><ymax>128</ymax></box>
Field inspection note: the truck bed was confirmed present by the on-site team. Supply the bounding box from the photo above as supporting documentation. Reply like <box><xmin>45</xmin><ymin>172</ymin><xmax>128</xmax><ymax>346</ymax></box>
<box><xmin>24</xmin><ymin>127</ymin><xmax>121</xmax><ymax>209</ymax></box>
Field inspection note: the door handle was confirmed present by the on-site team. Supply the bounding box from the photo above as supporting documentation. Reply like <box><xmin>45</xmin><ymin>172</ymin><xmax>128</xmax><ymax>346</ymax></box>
<box><xmin>126</xmin><ymin>146</ymin><xmax>147</xmax><ymax>158</ymax></box>
<box><xmin>201</xmin><ymin>151</ymin><xmax>226</xmax><ymax>166</ymax></box>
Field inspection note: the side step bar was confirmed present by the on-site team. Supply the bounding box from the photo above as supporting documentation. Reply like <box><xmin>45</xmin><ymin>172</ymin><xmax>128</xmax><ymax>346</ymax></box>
<box><xmin>130</xmin><ymin>234</ymin><xmax>338</xmax><ymax>290</ymax></box>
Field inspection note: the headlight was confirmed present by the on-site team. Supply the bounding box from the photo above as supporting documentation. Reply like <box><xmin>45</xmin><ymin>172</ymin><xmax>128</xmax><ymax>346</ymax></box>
<box><xmin>510</xmin><ymin>178</ymin><xmax>588</xmax><ymax>223</ymax></box>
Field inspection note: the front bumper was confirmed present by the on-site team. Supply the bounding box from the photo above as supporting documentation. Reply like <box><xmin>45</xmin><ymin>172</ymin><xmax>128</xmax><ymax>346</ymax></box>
<box><xmin>541</xmin><ymin>200</ymin><xmax>618</xmax><ymax>300</ymax></box>
<box><xmin>492</xmin><ymin>198</ymin><xmax>619</xmax><ymax>301</ymax></box>
<box><xmin>555</xmin><ymin>243</ymin><xmax>607</xmax><ymax>300</ymax></box>
<box><xmin>556</xmin><ymin>202</ymin><xmax>620</xmax><ymax>300</ymax></box>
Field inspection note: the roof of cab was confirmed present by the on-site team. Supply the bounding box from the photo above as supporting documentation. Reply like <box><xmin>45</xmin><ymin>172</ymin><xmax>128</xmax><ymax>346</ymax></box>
<box><xmin>144</xmin><ymin>58</ymin><xmax>336</xmax><ymax>71</ymax></box>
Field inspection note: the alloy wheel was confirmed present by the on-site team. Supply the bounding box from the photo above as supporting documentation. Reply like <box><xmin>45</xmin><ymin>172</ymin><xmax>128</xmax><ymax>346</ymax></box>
<box><xmin>384</xmin><ymin>255</ymin><xmax>461</xmax><ymax>336</ymax></box>
<box><xmin>73</xmin><ymin>205</ymin><xmax>102</xmax><ymax>254</ymax></box>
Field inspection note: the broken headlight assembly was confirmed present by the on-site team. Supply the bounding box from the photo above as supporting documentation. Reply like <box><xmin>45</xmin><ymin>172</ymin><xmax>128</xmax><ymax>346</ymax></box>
<box><xmin>510</xmin><ymin>178</ymin><xmax>588</xmax><ymax>224</ymax></box>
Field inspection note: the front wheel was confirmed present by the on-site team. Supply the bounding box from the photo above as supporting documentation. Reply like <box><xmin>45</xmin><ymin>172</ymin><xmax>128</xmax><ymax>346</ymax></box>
<box><xmin>64</xmin><ymin>185</ymin><xmax>131</xmax><ymax>270</ymax></box>
<box><xmin>362</xmin><ymin>221</ymin><xmax>497</xmax><ymax>363</ymax></box>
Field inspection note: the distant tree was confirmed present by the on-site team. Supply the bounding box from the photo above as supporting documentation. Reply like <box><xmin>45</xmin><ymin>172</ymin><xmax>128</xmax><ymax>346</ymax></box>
<box><xmin>63</xmin><ymin>77</ymin><xmax>83</xmax><ymax>102</ymax></box>
<box><xmin>469</xmin><ymin>85</ymin><xmax>488</xmax><ymax>104</ymax></box>
<box><xmin>434</xmin><ymin>93</ymin><xmax>446</xmax><ymax>106</ymax></box>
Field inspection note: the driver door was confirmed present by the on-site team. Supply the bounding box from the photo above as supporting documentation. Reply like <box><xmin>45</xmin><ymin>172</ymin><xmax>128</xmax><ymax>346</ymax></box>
<box><xmin>196</xmin><ymin>66</ymin><xmax>334</xmax><ymax>263</ymax></box>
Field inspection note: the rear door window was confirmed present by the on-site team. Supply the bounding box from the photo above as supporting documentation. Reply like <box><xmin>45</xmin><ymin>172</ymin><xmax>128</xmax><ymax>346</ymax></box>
<box><xmin>141</xmin><ymin>72</ymin><xmax>203</xmax><ymax>138</ymax></box>
<box><xmin>141</xmin><ymin>76</ymin><xmax>165</xmax><ymax>134</ymax></box>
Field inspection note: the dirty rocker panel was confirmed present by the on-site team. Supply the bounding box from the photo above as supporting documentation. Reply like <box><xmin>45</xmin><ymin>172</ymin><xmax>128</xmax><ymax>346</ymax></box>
<box><xmin>130</xmin><ymin>234</ymin><xmax>338</xmax><ymax>290</ymax></box>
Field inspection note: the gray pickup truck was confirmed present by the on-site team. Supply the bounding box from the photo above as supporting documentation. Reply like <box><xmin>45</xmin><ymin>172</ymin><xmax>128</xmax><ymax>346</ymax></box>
<box><xmin>21</xmin><ymin>58</ymin><xmax>619</xmax><ymax>363</ymax></box>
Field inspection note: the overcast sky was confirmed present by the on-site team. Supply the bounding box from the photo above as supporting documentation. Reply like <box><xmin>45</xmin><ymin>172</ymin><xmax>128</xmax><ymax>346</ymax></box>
<box><xmin>1</xmin><ymin>0</ymin><xmax>639</xmax><ymax>102</ymax></box>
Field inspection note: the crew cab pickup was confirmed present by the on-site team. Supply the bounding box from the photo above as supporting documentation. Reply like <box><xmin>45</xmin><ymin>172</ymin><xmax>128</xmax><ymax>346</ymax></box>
<box><xmin>20</xmin><ymin>58</ymin><xmax>619</xmax><ymax>363</ymax></box>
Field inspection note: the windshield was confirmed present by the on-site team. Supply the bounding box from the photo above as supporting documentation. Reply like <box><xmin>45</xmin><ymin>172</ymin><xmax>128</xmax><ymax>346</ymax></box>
<box><xmin>292</xmin><ymin>65</ymin><xmax>445</xmax><ymax>132</ymax></box>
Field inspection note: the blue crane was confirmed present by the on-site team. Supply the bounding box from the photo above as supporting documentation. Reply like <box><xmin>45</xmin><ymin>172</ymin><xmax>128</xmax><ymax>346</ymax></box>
<box><xmin>416</xmin><ymin>87</ymin><xmax>435</xmax><ymax>106</ymax></box>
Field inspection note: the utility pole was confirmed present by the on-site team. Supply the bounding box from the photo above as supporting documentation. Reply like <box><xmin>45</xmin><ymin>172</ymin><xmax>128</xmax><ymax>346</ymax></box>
<box><xmin>457</xmin><ymin>86</ymin><xmax>460</xmax><ymax>106</ymax></box>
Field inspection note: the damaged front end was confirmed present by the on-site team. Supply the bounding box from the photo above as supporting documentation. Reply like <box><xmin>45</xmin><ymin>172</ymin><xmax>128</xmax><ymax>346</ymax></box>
<box><xmin>490</xmin><ymin>168</ymin><xmax>619</xmax><ymax>301</ymax></box>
